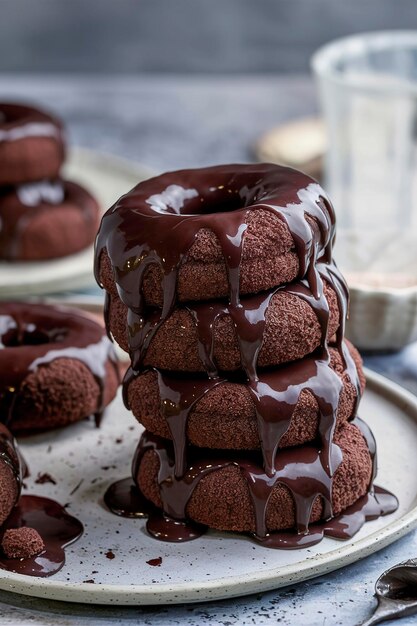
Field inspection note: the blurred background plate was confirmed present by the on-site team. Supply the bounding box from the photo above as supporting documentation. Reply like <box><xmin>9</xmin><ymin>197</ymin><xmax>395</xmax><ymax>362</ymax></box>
<box><xmin>0</xmin><ymin>147</ymin><xmax>153</xmax><ymax>299</ymax></box>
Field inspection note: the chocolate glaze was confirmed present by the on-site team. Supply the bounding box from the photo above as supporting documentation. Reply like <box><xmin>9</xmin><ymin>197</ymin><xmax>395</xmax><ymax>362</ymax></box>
<box><xmin>146</xmin><ymin>514</ymin><xmax>206</xmax><ymax>542</ymax></box>
<box><xmin>0</xmin><ymin>422</ymin><xmax>22</xmax><ymax>502</ymax></box>
<box><xmin>97</xmin><ymin>165</ymin><xmax>355</xmax><ymax>478</ymax></box>
<box><xmin>0</xmin><ymin>495</ymin><xmax>83</xmax><ymax>577</ymax></box>
<box><xmin>122</xmin><ymin>258</ymin><xmax>358</xmax><ymax>478</ymax></box>
<box><xmin>0</xmin><ymin>104</ymin><xmax>64</xmax><ymax>145</ymax></box>
<box><xmin>254</xmin><ymin>486</ymin><xmax>398</xmax><ymax>549</ymax></box>
<box><xmin>0</xmin><ymin>302</ymin><xmax>118</xmax><ymax>428</ymax></box>
<box><xmin>104</xmin><ymin>477</ymin><xmax>155</xmax><ymax>518</ymax></box>
<box><xmin>103</xmin><ymin>419</ymin><xmax>397</xmax><ymax>546</ymax></box>
<box><xmin>0</xmin><ymin>180</ymin><xmax>98</xmax><ymax>261</ymax></box>
<box><xmin>94</xmin><ymin>164</ymin><xmax>335</xmax><ymax>371</ymax></box>
<box><xmin>98</xmin><ymin>164</ymin><xmax>395</xmax><ymax>547</ymax></box>
<box><xmin>124</xmin><ymin>370</ymin><xmax>225</xmax><ymax>477</ymax></box>
<box><xmin>125</xmin><ymin>338</ymin><xmax>359</xmax><ymax>478</ymax></box>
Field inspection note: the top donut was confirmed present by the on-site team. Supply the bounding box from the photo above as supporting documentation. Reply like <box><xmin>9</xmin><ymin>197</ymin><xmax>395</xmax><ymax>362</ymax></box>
<box><xmin>0</xmin><ymin>103</ymin><xmax>65</xmax><ymax>185</ymax></box>
<box><xmin>95</xmin><ymin>163</ymin><xmax>335</xmax><ymax>309</ymax></box>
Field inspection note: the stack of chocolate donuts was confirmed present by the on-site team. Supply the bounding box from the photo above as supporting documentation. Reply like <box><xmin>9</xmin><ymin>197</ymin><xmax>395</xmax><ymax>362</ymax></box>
<box><xmin>96</xmin><ymin>163</ymin><xmax>397</xmax><ymax>546</ymax></box>
<box><xmin>0</xmin><ymin>103</ymin><xmax>99</xmax><ymax>261</ymax></box>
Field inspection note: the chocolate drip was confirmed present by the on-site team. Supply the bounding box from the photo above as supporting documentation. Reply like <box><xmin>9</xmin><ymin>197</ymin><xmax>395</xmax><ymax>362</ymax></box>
<box><xmin>0</xmin><ymin>495</ymin><xmax>83</xmax><ymax>577</ymax></box>
<box><xmin>132</xmin><ymin>426</ymin><xmax>340</xmax><ymax>538</ymax></box>
<box><xmin>0</xmin><ymin>303</ymin><xmax>118</xmax><ymax>428</ymax></box>
<box><xmin>125</xmin><ymin>419</ymin><xmax>397</xmax><ymax>544</ymax></box>
<box><xmin>248</xmin><ymin>354</ymin><xmax>344</xmax><ymax>477</ymax></box>
<box><xmin>254</xmin><ymin>486</ymin><xmax>398</xmax><ymax>549</ymax></box>
<box><xmin>0</xmin><ymin>180</ymin><xmax>97</xmax><ymax>261</ymax></box>
<box><xmin>95</xmin><ymin>164</ymin><xmax>335</xmax><ymax>368</ymax></box>
<box><xmin>146</xmin><ymin>514</ymin><xmax>206</xmax><ymax>542</ymax></box>
<box><xmin>104</xmin><ymin>477</ymin><xmax>155</xmax><ymax>518</ymax></box>
<box><xmin>0</xmin><ymin>423</ymin><xmax>22</xmax><ymax>503</ymax></box>
<box><xmin>124</xmin><ymin>368</ymin><xmax>224</xmax><ymax>477</ymax></box>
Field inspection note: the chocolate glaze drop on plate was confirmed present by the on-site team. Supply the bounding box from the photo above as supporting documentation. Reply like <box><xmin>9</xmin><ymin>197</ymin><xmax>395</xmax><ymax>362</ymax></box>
<box><xmin>0</xmin><ymin>495</ymin><xmax>83</xmax><ymax>577</ymax></box>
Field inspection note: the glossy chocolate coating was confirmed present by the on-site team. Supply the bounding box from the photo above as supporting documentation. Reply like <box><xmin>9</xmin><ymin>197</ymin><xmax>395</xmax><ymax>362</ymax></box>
<box><xmin>0</xmin><ymin>495</ymin><xmax>83</xmax><ymax>577</ymax></box>
<box><xmin>0</xmin><ymin>422</ymin><xmax>22</xmax><ymax>503</ymax></box>
<box><xmin>0</xmin><ymin>302</ymin><xmax>118</xmax><ymax>428</ymax></box>
<box><xmin>95</xmin><ymin>163</ymin><xmax>335</xmax><ymax>366</ymax></box>
<box><xmin>0</xmin><ymin>180</ymin><xmax>98</xmax><ymax>261</ymax></box>
<box><xmin>103</xmin><ymin>419</ymin><xmax>397</xmax><ymax>547</ymax></box>
<box><xmin>99</xmin><ymin>163</ymin><xmax>396</xmax><ymax>548</ymax></box>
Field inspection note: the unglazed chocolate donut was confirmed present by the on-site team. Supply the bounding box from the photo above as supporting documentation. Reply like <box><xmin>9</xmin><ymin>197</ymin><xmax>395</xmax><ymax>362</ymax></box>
<box><xmin>0</xmin><ymin>302</ymin><xmax>119</xmax><ymax>432</ymax></box>
<box><xmin>127</xmin><ymin>343</ymin><xmax>365</xmax><ymax>453</ymax></box>
<box><xmin>0</xmin><ymin>423</ymin><xmax>21</xmax><ymax>525</ymax></box>
<box><xmin>134</xmin><ymin>421</ymin><xmax>372</xmax><ymax>535</ymax></box>
<box><xmin>106</xmin><ymin>270</ymin><xmax>341</xmax><ymax>372</ymax></box>
<box><xmin>0</xmin><ymin>180</ymin><xmax>100</xmax><ymax>261</ymax></box>
<box><xmin>0</xmin><ymin>103</ymin><xmax>65</xmax><ymax>185</ymax></box>
<box><xmin>95</xmin><ymin>163</ymin><xmax>335</xmax><ymax>310</ymax></box>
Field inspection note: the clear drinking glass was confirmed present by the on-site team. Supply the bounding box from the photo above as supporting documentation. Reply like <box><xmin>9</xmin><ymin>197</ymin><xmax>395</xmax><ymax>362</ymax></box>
<box><xmin>312</xmin><ymin>31</ymin><xmax>417</xmax><ymax>288</ymax></box>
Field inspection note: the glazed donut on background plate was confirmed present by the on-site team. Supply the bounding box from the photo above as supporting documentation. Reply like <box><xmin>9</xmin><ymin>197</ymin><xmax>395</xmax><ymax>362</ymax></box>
<box><xmin>0</xmin><ymin>302</ymin><xmax>119</xmax><ymax>433</ymax></box>
<box><xmin>0</xmin><ymin>180</ymin><xmax>100</xmax><ymax>261</ymax></box>
<box><xmin>0</xmin><ymin>103</ymin><xmax>65</xmax><ymax>185</ymax></box>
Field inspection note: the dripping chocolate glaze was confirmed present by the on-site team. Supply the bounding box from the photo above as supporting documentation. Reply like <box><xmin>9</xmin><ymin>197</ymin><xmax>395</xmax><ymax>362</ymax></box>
<box><xmin>123</xmin><ymin>259</ymin><xmax>359</xmax><ymax>478</ymax></box>
<box><xmin>0</xmin><ymin>423</ymin><xmax>22</xmax><ymax>504</ymax></box>
<box><xmin>124</xmin><ymin>338</ymin><xmax>360</xmax><ymax>479</ymax></box>
<box><xmin>0</xmin><ymin>496</ymin><xmax>83</xmax><ymax>577</ymax></box>
<box><xmin>0</xmin><ymin>180</ymin><xmax>98</xmax><ymax>261</ymax></box>
<box><xmin>94</xmin><ymin>164</ymin><xmax>335</xmax><ymax>370</ymax></box>
<box><xmin>100</xmin><ymin>164</ymin><xmax>396</xmax><ymax>545</ymax></box>
<box><xmin>96</xmin><ymin>164</ymin><xmax>351</xmax><ymax>475</ymax></box>
<box><xmin>0</xmin><ymin>302</ymin><xmax>118</xmax><ymax>429</ymax></box>
<box><xmin>114</xmin><ymin>419</ymin><xmax>397</xmax><ymax>547</ymax></box>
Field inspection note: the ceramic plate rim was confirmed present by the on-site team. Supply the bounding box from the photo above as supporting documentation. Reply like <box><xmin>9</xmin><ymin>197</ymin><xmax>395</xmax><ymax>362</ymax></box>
<box><xmin>1</xmin><ymin>368</ymin><xmax>417</xmax><ymax>605</ymax></box>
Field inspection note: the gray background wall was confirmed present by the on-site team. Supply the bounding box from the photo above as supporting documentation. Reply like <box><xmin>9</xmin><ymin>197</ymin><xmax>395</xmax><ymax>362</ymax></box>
<box><xmin>1</xmin><ymin>0</ymin><xmax>417</xmax><ymax>74</ymax></box>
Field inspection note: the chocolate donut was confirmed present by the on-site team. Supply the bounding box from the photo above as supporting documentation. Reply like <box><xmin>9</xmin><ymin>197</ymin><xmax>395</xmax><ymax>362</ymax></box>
<box><xmin>0</xmin><ymin>302</ymin><xmax>119</xmax><ymax>432</ymax></box>
<box><xmin>0</xmin><ymin>423</ymin><xmax>21</xmax><ymax>525</ymax></box>
<box><xmin>0</xmin><ymin>104</ymin><xmax>65</xmax><ymax>185</ymax></box>
<box><xmin>0</xmin><ymin>180</ymin><xmax>100</xmax><ymax>261</ymax></box>
<box><xmin>134</xmin><ymin>421</ymin><xmax>372</xmax><ymax>536</ymax></box>
<box><xmin>107</xmin><ymin>269</ymin><xmax>341</xmax><ymax>373</ymax></box>
<box><xmin>95</xmin><ymin>163</ymin><xmax>335</xmax><ymax>310</ymax></box>
<box><xmin>127</xmin><ymin>343</ymin><xmax>364</xmax><ymax>455</ymax></box>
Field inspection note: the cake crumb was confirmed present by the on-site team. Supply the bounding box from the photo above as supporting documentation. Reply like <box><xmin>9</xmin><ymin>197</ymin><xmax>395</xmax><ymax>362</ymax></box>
<box><xmin>2</xmin><ymin>527</ymin><xmax>45</xmax><ymax>559</ymax></box>
<box><xmin>35</xmin><ymin>472</ymin><xmax>57</xmax><ymax>485</ymax></box>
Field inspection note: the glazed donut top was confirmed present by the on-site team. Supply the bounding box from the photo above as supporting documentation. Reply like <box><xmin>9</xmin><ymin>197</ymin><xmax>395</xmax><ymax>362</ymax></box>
<box><xmin>0</xmin><ymin>103</ymin><xmax>64</xmax><ymax>145</ymax></box>
<box><xmin>0</xmin><ymin>180</ymin><xmax>98</xmax><ymax>260</ymax></box>
<box><xmin>0</xmin><ymin>302</ymin><xmax>117</xmax><ymax>424</ymax></box>
<box><xmin>95</xmin><ymin>163</ymin><xmax>335</xmax><ymax>317</ymax></box>
<box><xmin>0</xmin><ymin>423</ymin><xmax>22</xmax><ymax>497</ymax></box>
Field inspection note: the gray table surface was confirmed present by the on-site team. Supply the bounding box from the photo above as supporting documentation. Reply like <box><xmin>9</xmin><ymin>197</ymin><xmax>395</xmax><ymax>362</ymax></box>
<box><xmin>1</xmin><ymin>74</ymin><xmax>417</xmax><ymax>626</ymax></box>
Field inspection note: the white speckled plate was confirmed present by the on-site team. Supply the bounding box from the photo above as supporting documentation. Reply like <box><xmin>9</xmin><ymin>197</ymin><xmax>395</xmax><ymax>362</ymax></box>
<box><xmin>1</xmin><ymin>369</ymin><xmax>417</xmax><ymax>605</ymax></box>
<box><xmin>0</xmin><ymin>147</ymin><xmax>153</xmax><ymax>298</ymax></box>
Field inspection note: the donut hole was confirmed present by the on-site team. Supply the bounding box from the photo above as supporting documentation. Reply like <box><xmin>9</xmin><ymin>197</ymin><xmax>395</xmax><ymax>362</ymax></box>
<box><xmin>184</xmin><ymin>191</ymin><xmax>244</xmax><ymax>216</ymax></box>
<box><xmin>149</xmin><ymin>184</ymin><xmax>248</xmax><ymax>217</ymax></box>
<box><xmin>1</xmin><ymin>324</ymin><xmax>67</xmax><ymax>347</ymax></box>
